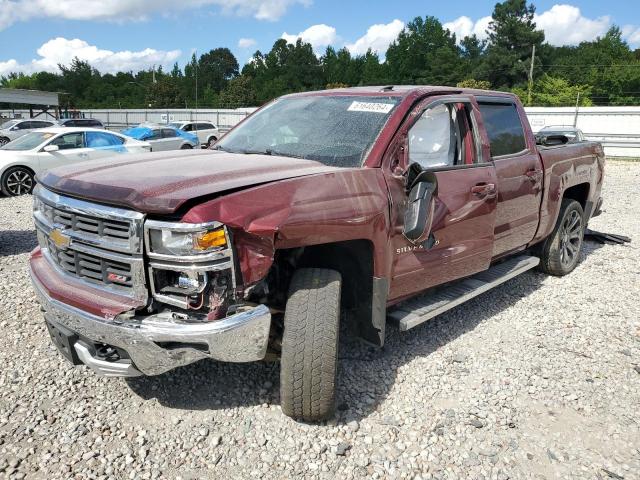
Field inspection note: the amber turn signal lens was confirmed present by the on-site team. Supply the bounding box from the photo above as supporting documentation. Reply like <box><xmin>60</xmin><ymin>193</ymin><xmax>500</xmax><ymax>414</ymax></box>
<box><xmin>194</xmin><ymin>228</ymin><xmax>227</xmax><ymax>250</ymax></box>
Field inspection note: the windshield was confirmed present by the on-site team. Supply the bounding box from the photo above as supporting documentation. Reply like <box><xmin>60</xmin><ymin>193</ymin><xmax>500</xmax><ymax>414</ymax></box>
<box><xmin>1</xmin><ymin>120</ymin><xmax>20</xmax><ymax>130</ymax></box>
<box><xmin>216</xmin><ymin>95</ymin><xmax>400</xmax><ymax>168</ymax></box>
<box><xmin>1</xmin><ymin>131</ymin><xmax>55</xmax><ymax>151</ymax></box>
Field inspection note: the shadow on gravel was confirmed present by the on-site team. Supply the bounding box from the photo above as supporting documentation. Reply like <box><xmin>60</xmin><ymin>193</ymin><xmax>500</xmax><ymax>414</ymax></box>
<box><xmin>126</xmin><ymin>240</ymin><xmax>606</xmax><ymax>423</ymax></box>
<box><xmin>0</xmin><ymin>229</ymin><xmax>38</xmax><ymax>256</ymax></box>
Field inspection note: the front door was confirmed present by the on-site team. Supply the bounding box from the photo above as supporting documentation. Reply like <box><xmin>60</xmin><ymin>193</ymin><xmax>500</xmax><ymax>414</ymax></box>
<box><xmin>40</xmin><ymin>132</ymin><xmax>91</xmax><ymax>171</ymax></box>
<box><xmin>385</xmin><ymin>95</ymin><xmax>499</xmax><ymax>302</ymax></box>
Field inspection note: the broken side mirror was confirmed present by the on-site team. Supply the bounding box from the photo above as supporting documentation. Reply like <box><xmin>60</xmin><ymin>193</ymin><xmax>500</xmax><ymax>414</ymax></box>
<box><xmin>404</xmin><ymin>164</ymin><xmax>438</xmax><ymax>244</ymax></box>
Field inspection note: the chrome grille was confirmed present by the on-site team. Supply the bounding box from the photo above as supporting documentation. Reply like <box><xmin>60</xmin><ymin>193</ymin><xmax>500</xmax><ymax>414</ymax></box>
<box><xmin>33</xmin><ymin>186</ymin><xmax>147</xmax><ymax>302</ymax></box>
<box><xmin>46</xmin><ymin>239</ymin><xmax>134</xmax><ymax>288</ymax></box>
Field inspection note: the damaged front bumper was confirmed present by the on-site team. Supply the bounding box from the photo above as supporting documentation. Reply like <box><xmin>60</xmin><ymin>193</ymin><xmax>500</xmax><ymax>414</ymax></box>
<box><xmin>31</xmin><ymin>273</ymin><xmax>272</xmax><ymax>377</ymax></box>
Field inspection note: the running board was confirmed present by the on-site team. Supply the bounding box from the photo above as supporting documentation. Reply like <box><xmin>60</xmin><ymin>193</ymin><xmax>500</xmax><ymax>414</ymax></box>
<box><xmin>389</xmin><ymin>255</ymin><xmax>540</xmax><ymax>331</ymax></box>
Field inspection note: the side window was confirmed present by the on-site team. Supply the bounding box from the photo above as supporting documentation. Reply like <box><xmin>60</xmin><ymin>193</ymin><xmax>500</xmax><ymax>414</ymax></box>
<box><xmin>408</xmin><ymin>103</ymin><xmax>475</xmax><ymax>169</ymax></box>
<box><xmin>477</xmin><ymin>102</ymin><xmax>527</xmax><ymax>157</ymax></box>
<box><xmin>17</xmin><ymin>122</ymin><xmax>32</xmax><ymax>130</ymax></box>
<box><xmin>50</xmin><ymin>132</ymin><xmax>85</xmax><ymax>150</ymax></box>
<box><xmin>198</xmin><ymin>123</ymin><xmax>212</xmax><ymax>130</ymax></box>
<box><xmin>33</xmin><ymin>121</ymin><xmax>52</xmax><ymax>128</ymax></box>
<box><xmin>182</xmin><ymin>124</ymin><xmax>192</xmax><ymax>131</ymax></box>
<box><xmin>147</xmin><ymin>129</ymin><xmax>162</xmax><ymax>140</ymax></box>
<box><xmin>162</xmin><ymin>128</ymin><xmax>177</xmax><ymax>138</ymax></box>
<box><xmin>89</xmin><ymin>120</ymin><xmax>103</xmax><ymax>128</ymax></box>
<box><xmin>86</xmin><ymin>132</ymin><xmax>124</xmax><ymax>148</ymax></box>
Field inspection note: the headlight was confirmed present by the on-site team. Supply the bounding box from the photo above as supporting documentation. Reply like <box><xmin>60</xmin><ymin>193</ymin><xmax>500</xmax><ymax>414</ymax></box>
<box><xmin>146</xmin><ymin>222</ymin><xmax>228</xmax><ymax>257</ymax></box>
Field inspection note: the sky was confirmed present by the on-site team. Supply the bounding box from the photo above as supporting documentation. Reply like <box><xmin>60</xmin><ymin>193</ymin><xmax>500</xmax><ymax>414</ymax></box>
<box><xmin>0</xmin><ymin>0</ymin><xmax>639</xmax><ymax>77</ymax></box>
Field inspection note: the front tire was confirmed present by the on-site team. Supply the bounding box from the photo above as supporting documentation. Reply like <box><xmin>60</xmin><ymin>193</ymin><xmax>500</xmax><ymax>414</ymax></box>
<box><xmin>0</xmin><ymin>137</ymin><xmax>9</xmax><ymax>147</ymax></box>
<box><xmin>206</xmin><ymin>137</ymin><xmax>217</xmax><ymax>149</ymax></box>
<box><xmin>1</xmin><ymin>166</ymin><xmax>35</xmax><ymax>196</ymax></box>
<box><xmin>280</xmin><ymin>268</ymin><xmax>341</xmax><ymax>422</ymax></box>
<box><xmin>180</xmin><ymin>144</ymin><xmax>193</xmax><ymax>150</ymax></box>
<box><xmin>538</xmin><ymin>199</ymin><xmax>585</xmax><ymax>276</ymax></box>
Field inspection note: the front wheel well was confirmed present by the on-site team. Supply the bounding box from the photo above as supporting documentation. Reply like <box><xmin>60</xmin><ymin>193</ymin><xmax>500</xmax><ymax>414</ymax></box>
<box><xmin>259</xmin><ymin>239</ymin><xmax>385</xmax><ymax>346</ymax></box>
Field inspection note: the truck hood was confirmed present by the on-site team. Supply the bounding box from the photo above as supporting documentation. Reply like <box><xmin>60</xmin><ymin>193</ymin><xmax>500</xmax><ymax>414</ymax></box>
<box><xmin>37</xmin><ymin>149</ymin><xmax>339</xmax><ymax>214</ymax></box>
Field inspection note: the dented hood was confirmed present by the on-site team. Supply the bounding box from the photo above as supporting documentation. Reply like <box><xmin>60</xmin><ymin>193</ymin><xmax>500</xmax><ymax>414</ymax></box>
<box><xmin>37</xmin><ymin>150</ymin><xmax>338</xmax><ymax>214</ymax></box>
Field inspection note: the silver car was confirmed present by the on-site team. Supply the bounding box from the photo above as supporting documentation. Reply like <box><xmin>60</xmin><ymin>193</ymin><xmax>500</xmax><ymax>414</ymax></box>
<box><xmin>122</xmin><ymin>126</ymin><xmax>199</xmax><ymax>152</ymax></box>
<box><xmin>0</xmin><ymin>119</ymin><xmax>55</xmax><ymax>146</ymax></box>
<box><xmin>169</xmin><ymin>121</ymin><xmax>220</xmax><ymax>148</ymax></box>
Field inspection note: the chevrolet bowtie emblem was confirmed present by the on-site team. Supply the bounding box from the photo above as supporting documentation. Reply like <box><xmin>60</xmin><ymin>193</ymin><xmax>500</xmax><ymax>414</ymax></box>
<box><xmin>49</xmin><ymin>228</ymin><xmax>71</xmax><ymax>250</ymax></box>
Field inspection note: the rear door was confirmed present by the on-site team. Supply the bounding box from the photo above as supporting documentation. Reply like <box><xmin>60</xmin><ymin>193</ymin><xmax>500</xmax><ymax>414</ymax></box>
<box><xmin>476</xmin><ymin>98</ymin><xmax>544</xmax><ymax>257</ymax></box>
<box><xmin>385</xmin><ymin>95</ymin><xmax>499</xmax><ymax>301</ymax></box>
<box><xmin>161</xmin><ymin>128</ymin><xmax>182</xmax><ymax>149</ymax></box>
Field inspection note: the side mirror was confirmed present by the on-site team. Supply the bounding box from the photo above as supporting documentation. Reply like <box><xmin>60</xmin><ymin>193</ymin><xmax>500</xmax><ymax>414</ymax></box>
<box><xmin>10</xmin><ymin>126</ymin><xmax>18</xmax><ymax>131</ymax></box>
<box><xmin>43</xmin><ymin>144</ymin><xmax>59</xmax><ymax>152</ymax></box>
<box><xmin>404</xmin><ymin>168</ymin><xmax>438</xmax><ymax>244</ymax></box>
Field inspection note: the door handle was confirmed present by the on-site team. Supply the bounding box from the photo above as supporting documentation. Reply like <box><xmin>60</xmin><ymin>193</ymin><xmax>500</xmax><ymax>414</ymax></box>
<box><xmin>525</xmin><ymin>169</ymin><xmax>542</xmax><ymax>181</ymax></box>
<box><xmin>471</xmin><ymin>183</ymin><xmax>496</xmax><ymax>198</ymax></box>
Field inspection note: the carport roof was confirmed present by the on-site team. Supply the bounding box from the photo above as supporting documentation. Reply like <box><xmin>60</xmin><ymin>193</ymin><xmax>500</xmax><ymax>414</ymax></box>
<box><xmin>0</xmin><ymin>88</ymin><xmax>59</xmax><ymax>106</ymax></box>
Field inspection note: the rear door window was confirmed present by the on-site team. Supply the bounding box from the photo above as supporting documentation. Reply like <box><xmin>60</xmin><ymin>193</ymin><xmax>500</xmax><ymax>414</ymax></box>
<box><xmin>86</xmin><ymin>131</ymin><xmax>124</xmax><ymax>148</ymax></box>
<box><xmin>478</xmin><ymin>102</ymin><xmax>527</xmax><ymax>157</ymax></box>
<box><xmin>162</xmin><ymin>129</ymin><xmax>178</xmax><ymax>138</ymax></box>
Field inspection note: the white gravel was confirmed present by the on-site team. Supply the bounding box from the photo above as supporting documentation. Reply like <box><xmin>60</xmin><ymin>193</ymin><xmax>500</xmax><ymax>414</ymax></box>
<box><xmin>1</xmin><ymin>161</ymin><xmax>639</xmax><ymax>480</ymax></box>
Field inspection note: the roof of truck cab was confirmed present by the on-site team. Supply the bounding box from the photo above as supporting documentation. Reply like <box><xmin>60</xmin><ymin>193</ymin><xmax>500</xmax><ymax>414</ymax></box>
<box><xmin>285</xmin><ymin>85</ymin><xmax>517</xmax><ymax>100</ymax></box>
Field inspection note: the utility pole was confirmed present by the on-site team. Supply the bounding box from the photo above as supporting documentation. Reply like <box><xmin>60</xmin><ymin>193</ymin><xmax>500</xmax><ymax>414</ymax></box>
<box><xmin>195</xmin><ymin>50</ymin><xmax>198</xmax><ymax>112</ymax></box>
<box><xmin>527</xmin><ymin>45</ymin><xmax>536</xmax><ymax>107</ymax></box>
<box><xmin>573</xmin><ymin>92</ymin><xmax>581</xmax><ymax>127</ymax></box>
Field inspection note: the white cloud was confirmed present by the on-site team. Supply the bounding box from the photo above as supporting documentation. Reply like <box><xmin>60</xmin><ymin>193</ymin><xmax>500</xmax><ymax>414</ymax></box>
<box><xmin>282</xmin><ymin>24</ymin><xmax>337</xmax><ymax>50</ymax></box>
<box><xmin>346</xmin><ymin>19</ymin><xmax>405</xmax><ymax>56</ymax></box>
<box><xmin>535</xmin><ymin>5</ymin><xmax>610</xmax><ymax>46</ymax></box>
<box><xmin>0</xmin><ymin>37</ymin><xmax>181</xmax><ymax>76</ymax></box>
<box><xmin>443</xmin><ymin>15</ymin><xmax>491</xmax><ymax>42</ymax></box>
<box><xmin>238</xmin><ymin>37</ymin><xmax>257</xmax><ymax>49</ymax></box>
<box><xmin>622</xmin><ymin>25</ymin><xmax>640</xmax><ymax>47</ymax></box>
<box><xmin>445</xmin><ymin>3</ymin><xmax>640</xmax><ymax>47</ymax></box>
<box><xmin>0</xmin><ymin>0</ymin><xmax>311</xmax><ymax>30</ymax></box>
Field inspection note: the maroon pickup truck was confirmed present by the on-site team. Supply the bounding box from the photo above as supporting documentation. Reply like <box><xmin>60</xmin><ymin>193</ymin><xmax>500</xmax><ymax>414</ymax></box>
<box><xmin>29</xmin><ymin>86</ymin><xmax>604</xmax><ymax>421</ymax></box>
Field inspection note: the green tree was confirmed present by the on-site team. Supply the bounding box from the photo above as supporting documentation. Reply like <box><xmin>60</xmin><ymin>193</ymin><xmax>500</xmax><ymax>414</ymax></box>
<box><xmin>481</xmin><ymin>0</ymin><xmax>545</xmax><ymax>88</ymax></box>
<box><xmin>512</xmin><ymin>75</ymin><xmax>592</xmax><ymax>106</ymax></box>
<box><xmin>218</xmin><ymin>75</ymin><xmax>257</xmax><ymax>107</ymax></box>
<box><xmin>386</xmin><ymin>16</ymin><xmax>464</xmax><ymax>85</ymax></box>
<box><xmin>457</xmin><ymin>79</ymin><xmax>492</xmax><ymax>89</ymax></box>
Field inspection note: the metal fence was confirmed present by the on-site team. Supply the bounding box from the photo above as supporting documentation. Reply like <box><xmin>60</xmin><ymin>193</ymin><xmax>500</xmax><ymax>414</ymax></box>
<box><xmin>0</xmin><ymin>108</ymin><xmax>256</xmax><ymax>133</ymax></box>
<box><xmin>525</xmin><ymin>106</ymin><xmax>640</xmax><ymax>158</ymax></box>
<box><xmin>3</xmin><ymin>105</ymin><xmax>639</xmax><ymax>157</ymax></box>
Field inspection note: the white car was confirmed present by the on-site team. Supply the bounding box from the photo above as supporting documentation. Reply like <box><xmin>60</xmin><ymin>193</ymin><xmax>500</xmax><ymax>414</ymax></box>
<box><xmin>0</xmin><ymin>119</ymin><xmax>56</xmax><ymax>146</ymax></box>
<box><xmin>168</xmin><ymin>121</ymin><xmax>220</xmax><ymax>148</ymax></box>
<box><xmin>0</xmin><ymin>127</ymin><xmax>151</xmax><ymax>196</ymax></box>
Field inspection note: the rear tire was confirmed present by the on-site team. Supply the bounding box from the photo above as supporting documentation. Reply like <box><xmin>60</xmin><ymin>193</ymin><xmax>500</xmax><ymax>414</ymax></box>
<box><xmin>280</xmin><ymin>268</ymin><xmax>341</xmax><ymax>422</ymax></box>
<box><xmin>1</xmin><ymin>166</ymin><xmax>35</xmax><ymax>196</ymax></box>
<box><xmin>538</xmin><ymin>199</ymin><xmax>585</xmax><ymax>276</ymax></box>
<box><xmin>180</xmin><ymin>144</ymin><xmax>193</xmax><ymax>150</ymax></box>
<box><xmin>206</xmin><ymin>137</ymin><xmax>217</xmax><ymax>149</ymax></box>
<box><xmin>0</xmin><ymin>137</ymin><xmax>9</xmax><ymax>147</ymax></box>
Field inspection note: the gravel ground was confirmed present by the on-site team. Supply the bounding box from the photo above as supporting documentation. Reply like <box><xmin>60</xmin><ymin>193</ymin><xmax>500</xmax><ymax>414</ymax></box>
<box><xmin>1</xmin><ymin>161</ymin><xmax>639</xmax><ymax>480</ymax></box>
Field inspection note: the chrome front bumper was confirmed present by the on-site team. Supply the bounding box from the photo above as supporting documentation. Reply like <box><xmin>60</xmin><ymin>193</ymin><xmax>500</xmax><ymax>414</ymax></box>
<box><xmin>32</xmin><ymin>275</ymin><xmax>272</xmax><ymax>377</ymax></box>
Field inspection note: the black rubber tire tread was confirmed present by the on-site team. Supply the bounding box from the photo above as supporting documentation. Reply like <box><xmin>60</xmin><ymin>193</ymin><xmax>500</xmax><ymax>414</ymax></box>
<box><xmin>1</xmin><ymin>166</ymin><xmax>35</xmax><ymax>197</ymax></box>
<box><xmin>538</xmin><ymin>199</ymin><xmax>584</xmax><ymax>276</ymax></box>
<box><xmin>280</xmin><ymin>268</ymin><xmax>341</xmax><ymax>422</ymax></box>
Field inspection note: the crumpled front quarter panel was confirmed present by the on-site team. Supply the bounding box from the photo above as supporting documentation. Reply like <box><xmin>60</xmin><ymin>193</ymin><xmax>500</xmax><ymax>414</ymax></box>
<box><xmin>182</xmin><ymin>168</ymin><xmax>391</xmax><ymax>285</ymax></box>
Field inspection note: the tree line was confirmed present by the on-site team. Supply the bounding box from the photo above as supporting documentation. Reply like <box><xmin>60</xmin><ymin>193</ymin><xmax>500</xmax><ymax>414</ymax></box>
<box><xmin>2</xmin><ymin>0</ymin><xmax>640</xmax><ymax>110</ymax></box>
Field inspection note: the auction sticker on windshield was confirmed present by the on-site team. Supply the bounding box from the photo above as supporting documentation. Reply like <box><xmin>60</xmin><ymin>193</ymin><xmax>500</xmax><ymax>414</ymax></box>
<box><xmin>348</xmin><ymin>101</ymin><xmax>395</xmax><ymax>114</ymax></box>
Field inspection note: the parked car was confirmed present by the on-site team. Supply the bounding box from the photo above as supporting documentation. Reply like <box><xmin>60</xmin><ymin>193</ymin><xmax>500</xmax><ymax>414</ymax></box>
<box><xmin>55</xmin><ymin>118</ymin><xmax>105</xmax><ymax>129</ymax></box>
<box><xmin>168</xmin><ymin>121</ymin><xmax>220</xmax><ymax>148</ymax></box>
<box><xmin>0</xmin><ymin>119</ymin><xmax>55</xmax><ymax>146</ymax></box>
<box><xmin>30</xmin><ymin>86</ymin><xmax>604</xmax><ymax>421</ymax></box>
<box><xmin>535</xmin><ymin>125</ymin><xmax>586</xmax><ymax>144</ymax></box>
<box><xmin>0</xmin><ymin>127</ymin><xmax>150</xmax><ymax>196</ymax></box>
<box><xmin>122</xmin><ymin>125</ymin><xmax>198</xmax><ymax>151</ymax></box>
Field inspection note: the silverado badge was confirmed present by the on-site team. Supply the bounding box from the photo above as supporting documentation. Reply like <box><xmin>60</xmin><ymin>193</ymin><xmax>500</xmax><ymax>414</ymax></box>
<box><xmin>49</xmin><ymin>228</ymin><xmax>71</xmax><ymax>250</ymax></box>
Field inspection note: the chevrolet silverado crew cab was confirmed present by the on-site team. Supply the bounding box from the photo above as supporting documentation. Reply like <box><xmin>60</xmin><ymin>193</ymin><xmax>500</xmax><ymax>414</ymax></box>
<box><xmin>29</xmin><ymin>86</ymin><xmax>604</xmax><ymax>421</ymax></box>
